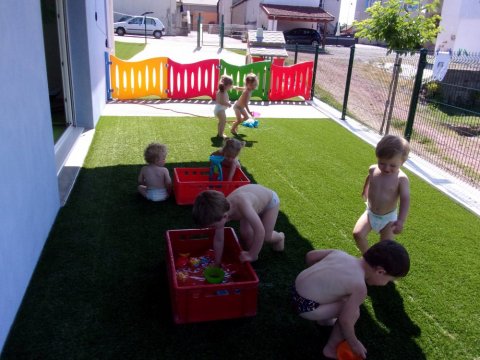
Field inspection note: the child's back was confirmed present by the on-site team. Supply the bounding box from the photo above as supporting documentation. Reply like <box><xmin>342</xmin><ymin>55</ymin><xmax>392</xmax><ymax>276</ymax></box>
<box><xmin>295</xmin><ymin>251</ymin><xmax>364</xmax><ymax>305</ymax></box>
<box><xmin>140</xmin><ymin>164</ymin><xmax>170</xmax><ymax>189</ymax></box>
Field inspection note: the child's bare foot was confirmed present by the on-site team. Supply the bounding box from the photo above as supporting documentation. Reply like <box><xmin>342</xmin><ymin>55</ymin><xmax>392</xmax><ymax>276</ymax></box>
<box><xmin>323</xmin><ymin>344</ymin><xmax>337</xmax><ymax>359</ymax></box>
<box><xmin>217</xmin><ymin>133</ymin><xmax>228</xmax><ymax>138</ymax></box>
<box><xmin>272</xmin><ymin>232</ymin><xmax>285</xmax><ymax>251</ymax></box>
<box><xmin>231</xmin><ymin>129</ymin><xmax>238</xmax><ymax>136</ymax></box>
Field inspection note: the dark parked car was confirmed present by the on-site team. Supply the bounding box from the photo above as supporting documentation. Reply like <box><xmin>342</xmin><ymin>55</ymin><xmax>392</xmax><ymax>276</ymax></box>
<box><xmin>283</xmin><ymin>28</ymin><xmax>322</xmax><ymax>46</ymax></box>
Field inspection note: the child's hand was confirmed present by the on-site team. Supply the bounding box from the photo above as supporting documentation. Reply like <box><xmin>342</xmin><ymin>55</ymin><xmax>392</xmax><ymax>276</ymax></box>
<box><xmin>350</xmin><ymin>339</ymin><xmax>367</xmax><ymax>359</ymax></box>
<box><xmin>392</xmin><ymin>219</ymin><xmax>404</xmax><ymax>234</ymax></box>
<box><xmin>239</xmin><ymin>251</ymin><xmax>257</xmax><ymax>263</ymax></box>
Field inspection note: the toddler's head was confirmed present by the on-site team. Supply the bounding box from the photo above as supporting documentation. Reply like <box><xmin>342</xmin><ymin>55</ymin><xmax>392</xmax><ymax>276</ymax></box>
<box><xmin>245</xmin><ymin>73</ymin><xmax>258</xmax><ymax>90</ymax></box>
<box><xmin>221</xmin><ymin>138</ymin><xmax>245</xmax><ymax>161</ymax></box>
<box><xmin>144</xmin><ymin>142</ymin><xmax>168</xmax><ymax>165</ymax></box>
<box><xmin>363</xmin><ymin>240</ymin><xmax>410</xmax><ymax>285</ymax></box>
<box><xmin>192</xmin><ymin>190</ymin><xmax>230</xmax><ymax>227</ymax></box>
<box><xmin>375</xmin><ymin>135</ymin><xmax>410</xmax><ymax>163</ymax></box>
<box><xmin>218</xmin><ymin>75</ymin><xmax>233</xmax><ymax>93</ymax></box>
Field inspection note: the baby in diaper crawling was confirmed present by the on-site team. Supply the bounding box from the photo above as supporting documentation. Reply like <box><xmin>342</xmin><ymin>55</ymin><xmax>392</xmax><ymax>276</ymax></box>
<box><xmin>353</xmin><ymin>135</ymin><xmax>411</xmax><ymax>254</ymax></box>
<box><xmin>137</xmin><ymin>142</ymin><xmax>172</xmax><ymax>202</ymax></box>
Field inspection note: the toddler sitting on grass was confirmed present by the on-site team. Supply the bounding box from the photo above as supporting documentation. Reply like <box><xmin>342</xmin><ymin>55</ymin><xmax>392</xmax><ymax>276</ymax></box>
<box><xmin>137</xmin><ymin>143</ymin><xmax>172</xmax><ymax>202</ymax></box>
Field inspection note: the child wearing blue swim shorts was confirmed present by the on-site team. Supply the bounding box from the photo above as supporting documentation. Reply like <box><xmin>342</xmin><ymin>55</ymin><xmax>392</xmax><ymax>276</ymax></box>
<box><xmin>293</xmin><ymin>240</ymin><xmax>410</xmax><ymax>359</ymax></box>
<box><xmin>353</xmin><ymin>135</ymin><xmax>411</xmax><ymax>254</ymax></box>
<box><xmin>192</xmin><ymin>184</ymin><xmax>284</xmax><ymax>265</ymax></box>
<box><xmin>210</xmin><ymin>138</ymin><xmax>245</xmax><ymax>181</ymax></box>
<box><xmin>137</xmin><ymin>143</ymin><xmax>172</xmax><ymax>202</ymax></box>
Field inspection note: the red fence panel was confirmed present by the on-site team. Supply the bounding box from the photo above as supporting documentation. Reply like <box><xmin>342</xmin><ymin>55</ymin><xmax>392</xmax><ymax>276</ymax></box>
<box><xmin>167</xmin><ymin>59</ymin><xmax>220</xmax><ymax>99</ymax></box>
<box><xmin>269</xmin><ymin>61</ymin><xmax>313</xmax><ymax>101</ymax></box>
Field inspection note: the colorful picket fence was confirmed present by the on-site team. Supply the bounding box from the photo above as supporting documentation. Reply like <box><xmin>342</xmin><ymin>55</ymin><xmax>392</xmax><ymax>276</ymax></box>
<box><xmin>269</xmin><ymin>62</ymin><xmax>313</xmax><ymax>101</ymax></box>
<box><xmin>219</xmin><ymin>60</ymin><xmax>271</xmax><ymax>101</ymax></box>
<box><xmin>109</xmin><ymin>56</ymin><xmax>169</xmax><ymax>100</ymax></box>
<box><xmin>106</xmin><ymin>53</ymin><xmax>313</xmax><ymax>101</ymax></box>
<box><xmin>167</xmin><ymin>59</ymin><xmax>219</xmax><ymax>99</ymax></box>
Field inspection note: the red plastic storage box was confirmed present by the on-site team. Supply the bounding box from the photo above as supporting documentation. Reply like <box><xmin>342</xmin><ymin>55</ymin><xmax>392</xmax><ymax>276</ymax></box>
<box><xmin>173</xmin><ymin>167</ymin><xmax>250</xmax><ymax>205</ymax></box>
<box><xmin>166</xmin><ymin>227</ymin><xmax>259</xmax><ymax>324</ymax></box>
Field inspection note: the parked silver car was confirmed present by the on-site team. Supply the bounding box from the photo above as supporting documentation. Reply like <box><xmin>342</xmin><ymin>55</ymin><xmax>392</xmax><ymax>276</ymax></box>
<box><xmin>114</xmin><ymin>16</ymin><xmax>165</xmax><ymax>39</ymax></box>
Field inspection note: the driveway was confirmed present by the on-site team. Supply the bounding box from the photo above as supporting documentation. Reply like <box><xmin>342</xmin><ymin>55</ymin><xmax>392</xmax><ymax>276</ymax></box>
<box><xmin>114</xmin><ymin>32</ymin><xmax>247</xmax><ymax>65</ymax></box>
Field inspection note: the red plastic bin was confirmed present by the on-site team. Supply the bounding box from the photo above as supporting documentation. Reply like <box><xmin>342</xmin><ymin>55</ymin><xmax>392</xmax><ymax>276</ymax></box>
<box><xmin>173</xmin><ymin>167</ymin><xmax>250</xmax><ymax>205</ymax></box>
<box><xmin>166</xmin><ymin>227</ymin><xmax>259</xmax><ymax>324</ymax></box>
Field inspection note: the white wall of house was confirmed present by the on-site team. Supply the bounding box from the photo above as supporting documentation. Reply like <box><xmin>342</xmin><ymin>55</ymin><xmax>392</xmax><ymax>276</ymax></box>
<box><xmin>113</xmin><ymin>0</ymin><xmax>177</xmax><ymax>34</ymax></box>
<box><xmin>0</xmin><ymin>0</ymin><xmax>111</xmax><ymax>351</ymax></box>
<box><xmin>354</xmin><ymin>0</ymin><xmax>377</xmax><ymax>22</ymax></box>
<box><xmin>218</xmin><ymin>0</ymin><xmax>233</xmax><ymax>24</ymax></box>
<box><xmin>0</xmin><ymin>0</ymin><xmax>60</xmax><ymax>351</ymax></box>
<box><xmin>263</xmin><ymin>0</ymin><xmax>318</xmax><ymax>5</ymax></box>
<box><xmin>436</xmin><ymin>0</ymin><xmax>480</xmax><ymax>53</ymax></box>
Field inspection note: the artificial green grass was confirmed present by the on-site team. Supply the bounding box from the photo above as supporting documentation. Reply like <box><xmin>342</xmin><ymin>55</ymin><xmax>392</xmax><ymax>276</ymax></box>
<box><xmin>114</xmin><ymin>41</ymin><xmax>146</xmax><ymax>60</ymax></box>
<box><xmin>3</xmin><ymin>117</ymin><xmax>480</xmax><ymax>359</ymax></box>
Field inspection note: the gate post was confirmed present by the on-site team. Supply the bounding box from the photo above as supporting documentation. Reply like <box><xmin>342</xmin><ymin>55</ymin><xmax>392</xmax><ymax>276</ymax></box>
<box><xmin>197</xmin><ymin>13</ymin><xmax>202</xmax><ymax>48</ymax></box>
<box><xmin>404</xmin><ymin>48</ymin><xmax>428</xmax><ymax>141</ymax></box>
<box><xmin>310</xmin><ymin>45</ymin><xmax>319</xmax><ymax>99</ymax></box>
<box><xmin>341</xmin><ymin>45</ymin><xmax>355</xmax><ymax>120</ymax></box>
<box><xmin>220</xmin><ymin>15</ymin><xmax>225</xmax><ymax>49</ymax></box>
<box><xmin>104</xmin><ymin>51</ymin><xmax>112</xmax><ymax>101</ymax></box>
<box><xmin>294</xmin><ymin>43</ymin><xmax>298</xmax><ymax>64</ymax></box>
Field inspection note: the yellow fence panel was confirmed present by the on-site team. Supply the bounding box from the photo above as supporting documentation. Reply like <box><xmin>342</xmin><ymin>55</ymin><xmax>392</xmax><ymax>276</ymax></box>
<box><xmin>109</xmin><ymin>55</ymin><xmax>169</xmax><ymax>100</ymax></box>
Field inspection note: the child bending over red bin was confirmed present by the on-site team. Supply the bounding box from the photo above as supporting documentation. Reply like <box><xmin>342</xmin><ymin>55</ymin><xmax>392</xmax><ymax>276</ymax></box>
<box><xmin>192</xmin><ymin>184</ymin><xmax>285</xmax><ymax>265</ymax></box>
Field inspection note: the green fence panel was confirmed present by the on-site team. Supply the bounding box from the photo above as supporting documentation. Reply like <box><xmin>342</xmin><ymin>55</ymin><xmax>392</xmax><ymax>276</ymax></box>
<box><xmin>219</xmin><ymin>60</ymin><xmax>271</xmax><ymax>100</ymax></box>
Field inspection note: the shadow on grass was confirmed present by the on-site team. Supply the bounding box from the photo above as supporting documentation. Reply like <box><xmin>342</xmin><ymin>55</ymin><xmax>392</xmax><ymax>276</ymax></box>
<box><xmin>2</xmin><ymin>162</ymin><xmax>423</xmax><ymax>359</ymax></box>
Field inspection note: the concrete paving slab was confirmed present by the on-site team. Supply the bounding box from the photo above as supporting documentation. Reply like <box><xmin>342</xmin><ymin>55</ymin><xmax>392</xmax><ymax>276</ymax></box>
<box><xmin>103</xmin><ymin>99</ymin><xmax>326</xmax><ymax>119</ymax></box>
<box><xmin>114</xmin><ymin>33</ymin><xmax>247</xmax><ymax>65</ymax></box>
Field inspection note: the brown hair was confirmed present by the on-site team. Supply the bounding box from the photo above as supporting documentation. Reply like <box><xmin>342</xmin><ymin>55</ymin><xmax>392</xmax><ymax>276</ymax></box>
<box><xmin>221</xmin><ymin>138</ymin><xmax>245</xmax><ymax>158</ymax></box>
<box><xmin>218</xmin><ymin>75</ymin><xmax>233</xmax><ymax>93</ymax></box>
<box><xmin>363</xmin><ymin>240</ymin><xmax>410</xmax><ymax>277</ymax></box>
<box><xmin>245</xmin><ymin>73</ymin><xmax>258</xmax><ymax>85</ymax></box>
<box><xmin>192</xmin><ymin>190</ymin><xmax>230</xmax><ymax>227</ymax></box>
<box><xmin>144</xmin><ymin>143</ymin><xmax>167</xmax><ymax>164</ymax></box>
<box><xmin>376</xmin><ymin>135</ymin><xmax>410</xmax><ymax>161</ymax></box>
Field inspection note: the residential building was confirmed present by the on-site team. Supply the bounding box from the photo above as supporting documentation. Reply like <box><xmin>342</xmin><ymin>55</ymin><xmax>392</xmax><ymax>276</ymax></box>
<box><xmin>113</xmin><ymin>0</ymin><xmax>177</xmax><ymax>35</ymax></box>
<box><xmin>219</xmin><ymin>0</ymin><xmax>342</xmax><ymax>34</ymax></box>
<box><xmin>0</xmin><ymin>0</ymin><xmax>112</xmax><ymax>351</ymax></box>
<box><xmin>181</xmin><ymin>0</ymin><xmax>219</xmax><ymax>29</ymax></box>
<box><xmin>436</xmin><ymin>0</ymin><xmax>480</xmax><ymax>53</ymax></box>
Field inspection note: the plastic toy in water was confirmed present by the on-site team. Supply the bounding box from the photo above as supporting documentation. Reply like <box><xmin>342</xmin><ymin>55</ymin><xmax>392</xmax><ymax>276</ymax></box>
<box><xmin>203</xmin><ymin>266</ymin><xmax>225</xmax><ymax>284</ymax></box>
<box><xmin>336</xmin><ymin>340</ymin><xmax>363</xmax><ymax>360</ymax></box>
<box><xmin>189</xmin><ymin>257</ymin><xmax>201</xmax><ymax>268</ymax></box>
<box><xmin>209</xmin><ymin>155</ymin><xmax>224</xmax><ymax>181</ymax></box>
<box><xmin>241</xmin><ymin>118</ymin><xmax>259</xmax><ymax>128</ymax></box>
<box><xmin>175</xmin><ymin>253</ymin><xmax>190</xmax><ymax>268</ymax></box>
<box><xmin>176</xmin><ymin>271</ymin><xmax>189</xmax><ymax>282</ymax></box>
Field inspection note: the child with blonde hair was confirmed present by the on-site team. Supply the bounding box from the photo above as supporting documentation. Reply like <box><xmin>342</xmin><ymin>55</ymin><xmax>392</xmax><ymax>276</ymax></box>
<box><xmin>214</xmin><ymin>75</ymin><xmax>234</xmax><ymax>138</ymax></box>
<box><xmin>231</xmin><ymin>73</ymin><xmax>258</xmax><ymax>135</ymax></box>
<box><xmin>353</xmin><ymin>135</ymin><xmax>411</xmax><ymax>253</ymax></box>
<box><xmin>137</xmin><ymin>143</ymin><xmax>172</xmax><ymax>202</ymax></box>
<box><xmin>210</xmin><ymin>138</ymin><xmax>245</xmax><ymax>181</ymax></box>
<box><xmin>192</xmin><ymin>184</ymin><xmax>285</xmax><ymax>265</ymax></box>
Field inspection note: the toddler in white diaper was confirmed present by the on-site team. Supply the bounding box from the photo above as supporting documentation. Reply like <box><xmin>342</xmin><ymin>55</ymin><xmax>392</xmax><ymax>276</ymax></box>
<box><xmin>214</xmin><ymin>75</ymin><xmax>234</xmax><ymax>139</ymax></box>
<box><xmin>137</xmin><ymin>143</ymin><xmax>171</xmax><ymax>202</ymax></box>
<box><xmin>353</xmin><ymin>135</ymin><xmax>411</xmax><ymax>254</ymax></box>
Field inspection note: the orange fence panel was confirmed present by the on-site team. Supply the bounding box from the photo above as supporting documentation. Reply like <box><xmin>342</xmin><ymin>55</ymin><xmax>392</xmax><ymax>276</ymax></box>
<box><xmin>109</xmin><ymin>55</ymin><xmax>169</xmax><ymax>100</ymax></box>
<box><xmin>269</xmin><ymin>62</ymin><xmax>313</xmax><ymax>101</ymax></box>
<box><xmin>167</xmin><ymin>59</ymin><xmax>220</xmax><ymax>99</ymax></box>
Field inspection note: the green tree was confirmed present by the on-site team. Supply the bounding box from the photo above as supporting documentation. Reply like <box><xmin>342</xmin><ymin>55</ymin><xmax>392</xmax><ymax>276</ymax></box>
<box><xmin>354</xmin><ymin>0</ymin><xmax>441</xmax><ymax>54</ymax></box>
